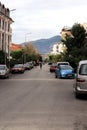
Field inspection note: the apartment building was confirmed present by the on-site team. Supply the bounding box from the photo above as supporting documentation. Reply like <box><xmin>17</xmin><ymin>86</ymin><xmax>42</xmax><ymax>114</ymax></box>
<box><xmin>82</xmin><ymin>23</ymin><xmax>87</xmax><ymax>32</ymax></box>
<box><xmin>10</xmin><ymin>43</ymin><xmax>23</xmax><ymax>51</ymax></box>
<box><xmin>60</xmin><ymin>26</ymin><xmax>72</xmax><ymax>40</ymax></box>
<box><xmin>61</xmin><ymin>24</ymin><xmax>87</xmax><ymax>40</ymax></box>
<box><xmin>50</xmin><ymin>42</ymin><xmax>66</xmax><ymax>55</ymax></box>
<box><xmin>0</xmin><ymin>2</ymin><xmax>13</xmax><ymax>60</ymax></box>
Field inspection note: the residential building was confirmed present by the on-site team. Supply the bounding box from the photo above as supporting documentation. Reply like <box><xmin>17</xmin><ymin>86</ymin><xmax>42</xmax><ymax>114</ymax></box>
<box><xmin>50</xmin><ymin>42</ymin><xmax>66</xmax><ymax>55</ymax></box>
<box><xmin>0</xmin><ymin>2</ymin><xmax>13</xmax><ymax>62</ymax></box>
<box><xmin>60</xmin><ymin>26</ymin><xmax>72</xmax><ymax>40</ymax></box>
<box><xmin>10</xmin><ymin>43</ymin><xmax>23</xmax><ymax>51</ymax></box>
<box><xmin>61</xmin><ymin>24</ymin><xmax>87</xmax><ymax>40</ymax></box>
<box><xmin>82</xmin><ymin>23</ymin><xmax>87</xmax><ymax>32</ymax></box>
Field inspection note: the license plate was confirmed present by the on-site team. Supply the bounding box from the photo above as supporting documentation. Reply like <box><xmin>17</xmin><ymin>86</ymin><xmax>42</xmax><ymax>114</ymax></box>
<box><xmin>68</xmin><ymin>74</ymin><xmax>72</xmax><ymax>77</ymax></box>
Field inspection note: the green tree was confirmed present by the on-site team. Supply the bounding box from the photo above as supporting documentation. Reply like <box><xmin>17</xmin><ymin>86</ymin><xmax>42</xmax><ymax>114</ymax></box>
<box><xmin>11</xmin><ymin>49</ymin><xmax>24</xmax><ymax>60</ymax></box>
<box><xmin>71</xmin><ymin>23</ymin><xmax>87</xmax><ymax>47</ymax></box>
<box><xmin>62</xmin><ymin>23</ymin><xmax>87</xmax><ymax>69</ymax></box>
<box><xmin>10</xmin><ymin>49</ymin><xmax>24</xmax><ymax>66</ymax></box>
<box><xmin>24</xmin><ymin>43</ymin><xmax>38</xmax><ymax>55</ymax></box>
<box><xmin>10</xmin><ymin>43</ymin><xmax>40</xmax><ymax>65</ymax></box>
<box><xmin>23</xmin><ymin>43</ymin><xmax>39</xmax><ymax>63</ymax></box>
<box><xmin>48</xmin><ymin>53</ymin><xmax>65</xmax><ymax>63</ymax></box>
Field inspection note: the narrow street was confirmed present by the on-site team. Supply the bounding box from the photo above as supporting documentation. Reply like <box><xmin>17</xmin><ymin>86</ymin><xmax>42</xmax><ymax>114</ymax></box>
<box><xmin>0</xmin><ymin>64</ymin><xmax>87</xmax><ymax>130</ymax></box>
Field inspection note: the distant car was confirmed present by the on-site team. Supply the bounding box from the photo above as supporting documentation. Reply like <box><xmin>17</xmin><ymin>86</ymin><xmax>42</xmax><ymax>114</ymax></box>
<box><xmin>73</xmin><ymin>60</ymin><xmax>87</xmax><ymax>98</ymax></box>
<box><xmin>55</xmin><ymin>65</ymin><xmax>75</xmax><ymax>79</ymax></box>
<box><xmin>11</xmin><ymin>64</ymin><xmax>25</xmax><ymax>73</ymax></box>
<box><xmin>29</xmin><ymin>62</ymin><xmax>34</xmax><ymax>69</ymax></box>
<box><xmin>48</xmin><ymin>62</ymin><xmax>52</xmax><ymax>65</ymax></box>
<box><xmin>0</xmin><ymin>64</ymin><xmax>9</xmax><ymax>78</ymax></box>
<box><xmin>24</xmin><ymin>63</ymin><xmax>31</xmax><ymax>70</ymax></box>
<box><xmin>57</xmin><ymin>61</ymin><xmax>70</xmax><ymax>66</ymax></box>
<box><xmin>50</xmin><ymin>63</ymin><xmax>57</xmax><ymax>72</ymax></box>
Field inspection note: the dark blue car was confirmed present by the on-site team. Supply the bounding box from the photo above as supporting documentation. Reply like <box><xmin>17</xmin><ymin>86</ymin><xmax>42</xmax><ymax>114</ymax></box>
<box><xmin>55</xmin><ymin>65</ymin><xmax>75</xmax><ymax>79</ymax></box>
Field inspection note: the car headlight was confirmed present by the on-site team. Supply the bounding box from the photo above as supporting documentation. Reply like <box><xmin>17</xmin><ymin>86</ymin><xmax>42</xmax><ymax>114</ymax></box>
<box><xmin>61</xmin><ymin>72</ymin><xmax>65</xmax><ymax>75</ymax></box>
<box><xmin>1</xmin><ymin>71</ymin><xmax>6</xmax><ymax>75</ymax></box>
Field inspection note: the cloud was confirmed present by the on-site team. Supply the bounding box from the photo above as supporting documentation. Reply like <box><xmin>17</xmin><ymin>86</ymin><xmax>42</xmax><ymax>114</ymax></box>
<box><xmin>1</xmin><ymin>0</ymin><xmax>87</xmax><ymax>43</ymax></box>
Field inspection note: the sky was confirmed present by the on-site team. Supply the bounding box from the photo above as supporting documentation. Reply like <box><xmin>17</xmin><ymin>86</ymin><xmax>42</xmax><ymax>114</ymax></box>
<box><xmin>1</xmin><ymin>0</ymin><xmax>87</xmax><ymax>43</ymax></box>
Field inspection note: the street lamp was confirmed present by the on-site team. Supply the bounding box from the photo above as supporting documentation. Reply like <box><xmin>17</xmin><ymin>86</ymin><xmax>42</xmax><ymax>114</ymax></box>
<box><xmin>10</xmin><ymin>9</ymin><xmax>16</xmax><ymax>11</ymax></box>
<box><xmin>23</xmin><ymin>33</ymin><xmax>32</xmax><ymax>63</ymax></box>
<box><xmin>25</xmin><ymin>33</ymin><xmax>32</xmax><ymax>44</ymax></box>
<box><xmin>7</xmin><ymin>9</ymin><xmax>16</xmax><ymax>68</ymax></box>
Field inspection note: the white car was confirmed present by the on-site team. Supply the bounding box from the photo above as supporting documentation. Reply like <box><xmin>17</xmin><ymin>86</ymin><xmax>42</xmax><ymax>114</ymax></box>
<box><xmin>0</xmin><ymin>65</ymin><xmax>9</xmax><ymax>78</ymax></box>
<box><xmin>73</xmin><ymin>60</ymin><xmax>87</xmax><ymax>98</ymax></box>
<box><xmin>57</xmin><ymin>61</ymin><xmax>70</xmax><ymax>66</ymax></box>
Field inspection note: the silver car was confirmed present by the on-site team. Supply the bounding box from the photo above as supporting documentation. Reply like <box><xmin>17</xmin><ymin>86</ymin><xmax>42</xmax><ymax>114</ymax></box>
<box><xmin>74</xmin><ymin>60</ymin><xmax>87</xmax><ymax>98</ymax></box>
<box><xmin>0</xmin><ymin>65</ymin><xmax>9</xmax><ymax>78</ymax></box>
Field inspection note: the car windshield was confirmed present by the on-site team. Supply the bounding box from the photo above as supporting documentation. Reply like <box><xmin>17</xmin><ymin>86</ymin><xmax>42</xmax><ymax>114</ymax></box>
<box><xmin>0</xmin><ymin>66</ymin><xmax>5</xmax><ymax>70</ymax></box>
<box><xmin>60</xmin><ymin>65</ymin><xmax>73</xmax><ymax>70</ymax></box>
<box><xmin>79</xmin><ymin>64</ymin><xmax>87</xmax><ymax>75</ymax></box>
<box><xmin>52</xmin><ymin>63</ymin><xmax>57</xmax><ymax>66</ymax></box>
<box><xmin>14</xmin><ymin>65</ymin><xmax>22</xmax><ymax>68</ymax></box>
<box><xmin>58</xmin><ymin>63</ymin><xmax>69</xmax><ymax>66</ymax></box>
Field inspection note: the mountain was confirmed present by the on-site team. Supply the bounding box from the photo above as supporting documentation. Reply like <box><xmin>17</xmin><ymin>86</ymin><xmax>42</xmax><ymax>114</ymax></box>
<box><xmin>22</xmin><ymin>35</ymin><xmax>61</xmax><ymax>54</ymax></box>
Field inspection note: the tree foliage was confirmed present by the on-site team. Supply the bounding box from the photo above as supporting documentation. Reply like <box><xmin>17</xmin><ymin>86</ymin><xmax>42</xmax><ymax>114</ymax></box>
<box><xmin>10</xmin><ymin>43</ymin><xmax>41</xmax><ymax>66</ymax></box>
<box><xmin>24</xmin><ymin>43</ymin><xmax>38</xmax><ymax>55</ymax></box>
<box><xmin>48</xmin><ymin>53</ymin><xmax>65</xmax><ymax>63</ymax></box>
<box><xmin>11</xmin><ymin>49</ymin><xmax>24</xmax><ymax>60</ymax></box>
<box><xmin>62</xmin><ymin>23</ymin><xmax>87</xmax><ymax>69</ymax></box>
<box><xmin>71</xmin><ymin>23</ymin><xmax>87</xmax><ymax>47</ymax></box>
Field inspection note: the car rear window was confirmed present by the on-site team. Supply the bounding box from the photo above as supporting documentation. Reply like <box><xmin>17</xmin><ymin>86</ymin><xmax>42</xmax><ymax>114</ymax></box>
<box><xmin>60</xmin><ymin>65</ymin><xmax>73</xmax><ymax>70</ymax></box>
<box><xmin>79</xmin><ymin>64</ymin><xmax>87</xmax><ymax>75</ymax></box>
<box><xmin>51</xmin><ymin>64</ymin><xmax>57</xmax><ymax>67</ymax></box>
<box><xmin>0</xmin><ymin>66</ymin><xmax>5</xmax><ymax>70</ymax></box>
<box><xmin>58</xmin><ymin>63</ymin><xmax>69</xmax><ymax>65</ymax></box>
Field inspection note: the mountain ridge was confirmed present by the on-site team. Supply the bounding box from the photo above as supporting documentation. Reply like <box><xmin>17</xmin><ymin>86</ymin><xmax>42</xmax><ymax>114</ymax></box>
<box><xmin>22</xmin><ymin>35</ymin><xmax>61</xmax><ymax>54</ymax></box>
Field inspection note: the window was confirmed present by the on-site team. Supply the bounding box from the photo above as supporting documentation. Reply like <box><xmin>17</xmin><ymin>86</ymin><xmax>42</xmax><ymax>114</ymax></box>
<box><xmin>8</xmin><ymin>23</ymin><xmax>10</xmax><ymax>31</ymax></box>
<box><xmin>0</xmin><ymin>19</ymin><xmax>1</xmax><ymax>28</ymax></box>
<box><xmin>2</xmin><ymin>20</ymin><xmax>4</xmax><ymax>30</ymax></box>
<box><xmin>5</xmin><ymin>21</ymin><xmax>7</xmax><ymax>31</ymax></box>
<box><xmin>79</xmin><ymin>64</ymin><xmax>87</xmax><ymax>75</ymax></box>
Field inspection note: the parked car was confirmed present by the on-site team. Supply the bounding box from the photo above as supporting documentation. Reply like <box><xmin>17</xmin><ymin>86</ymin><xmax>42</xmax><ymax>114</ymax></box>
<box><xmin>55</xmin><ymin>64</ymin><xmax>75</xmax><ymax>79</ymax></box>
<box><xmin>11</xmin><ymin>64</ymin><xmax>25</xmax><ymax>73</ymax></box>
<box><xmin>48</xmin><ymin>62</ymin><xmax>52</xmax><ymax>65</ymax></box>
<box><xmin>73</xmin><ymin>60</ymin><xmax>87</xmax><ymax>98</ymax></box>
<box><xmin>24</xmin><ymin>63</ymin><xmax>31</xmax><ymax>70</ymax></box>
<box><xmin>50</xmin><ymin>63</ymin><xmax>57</xmax><ymax>72</ymax></box>
<box><xmin>0</xmin><ymin>64</ymin><xmax>9</xmax><ymax>78</ymax></box>
<box><xmin>29</xmin><ymin>62</ymin><xmax>34</xmax><ymax>69</ymax></box>
<box><xmin>57</xmin><ymin>61</ymin><xmax>70</xmax><ymax>66</ymax></box>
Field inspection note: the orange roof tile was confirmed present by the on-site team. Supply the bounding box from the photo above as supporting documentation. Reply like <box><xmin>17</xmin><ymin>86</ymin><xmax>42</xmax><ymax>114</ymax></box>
<box><xmin>10</xmin><ymin>43</ymin><xmax>23</xmax><ymax>51</ymax></box>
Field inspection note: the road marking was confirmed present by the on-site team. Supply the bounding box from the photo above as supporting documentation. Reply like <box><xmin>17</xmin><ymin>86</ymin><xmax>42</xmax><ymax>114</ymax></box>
<box><xmin>3</xmin><ymin>78</ymin><xmax>59</xmax><ymax>81</ymax></box>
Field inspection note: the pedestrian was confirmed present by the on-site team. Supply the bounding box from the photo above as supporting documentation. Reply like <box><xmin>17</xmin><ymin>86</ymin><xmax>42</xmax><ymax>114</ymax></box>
<box><xmin>39</xmin><ymin>62</ymin><xmax>42</xmax><ymax>69</ymax></box>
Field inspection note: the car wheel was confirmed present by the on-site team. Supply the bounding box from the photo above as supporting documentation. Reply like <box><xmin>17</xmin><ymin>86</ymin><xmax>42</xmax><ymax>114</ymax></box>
<box><xmin>72</xmin><ymin>75</ymin><xmax>75</xmax><ymax>79</ymax></box>
<box><xmin>75</xmin><ymin>92</ymin><xmax>80</xmax><ymax>99</ymax></box>
<box><xmin>58</xmin><ymin>75</ymin><xmax>61</xmax><ymax>79</ymax></box>
<box><xmin>55</xmin><ymin>74</ymin><xmax>57</xmax><ymax>78</ymax></box>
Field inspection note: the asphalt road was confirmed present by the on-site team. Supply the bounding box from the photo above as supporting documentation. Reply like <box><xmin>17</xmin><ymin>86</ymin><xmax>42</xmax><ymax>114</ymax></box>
<box><xmin>0</xmin><ymin>64</ymin><xmax>87</xmax><ymax>130</ymax></box>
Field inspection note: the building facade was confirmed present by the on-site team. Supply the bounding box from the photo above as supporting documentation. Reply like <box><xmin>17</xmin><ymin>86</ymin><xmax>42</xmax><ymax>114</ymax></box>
<box><xmin>61</xmin><ymin>24</ymin><xmax>87</xmax><ymax>40</ymax></box>
<box><xmin>0</xmin><ymin>2</ymin><xmax>13</xmax><ymax>61</ymax></box>
<box><xmin>50</xmin><ymin>42</ymin><xmax>66</xmax><ymax>55</ymax></box>
<box><xmin>10</xmin><ymin>43</ymin><xmax>23</xmax><ymax>51</ymax></box>
<box><xmin>82</xmin><ymin>23</ymin><xmax>87</xmax><ymax>32</ymax></box>
<box><xmin>60</xmin><ymin>26</ymin><xmax>72</xmax><ymax>40</ymax></box>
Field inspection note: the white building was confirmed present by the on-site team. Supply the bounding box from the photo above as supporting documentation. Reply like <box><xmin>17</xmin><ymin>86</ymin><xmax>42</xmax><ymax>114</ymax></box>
<box><xmin>0</xmin><ymin>2</ymin><xmax>13</xmax><ymax>61</ymax></box>
<box><xmin>82</xmin><ymin>23</ymin><xmax>87</xmax><ymax>32</ymax></box>
<box><xmin>60</xmin><ymin>26</ymin><xmax>72</xmax><ymax>40</ymax></box>
<box><xmin>50</xmin><ymin>42</ymin><xmax>66</xmax><ymax>55</ymax></box>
